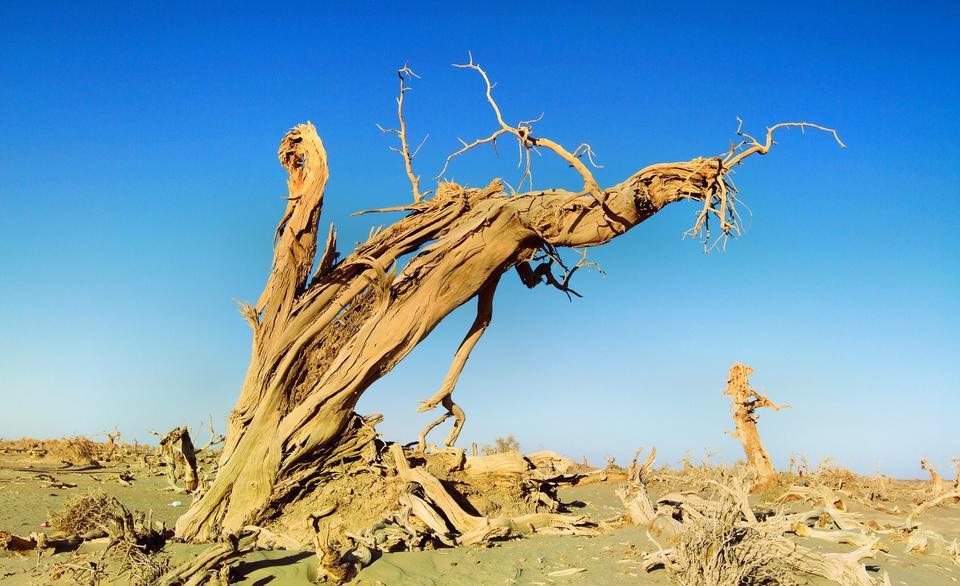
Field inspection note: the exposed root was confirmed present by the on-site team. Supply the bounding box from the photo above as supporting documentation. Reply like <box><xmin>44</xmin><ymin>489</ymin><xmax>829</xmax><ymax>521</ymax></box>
<box><xmin>905</xmin><ymin>488</ymin><xmax>960</xmax><ymax>526</ymax></box>
<box><xmin>387</xmin><ymin>443</ymin><xmax>591</xmax><ymax>547</ymax></box>
<box><xmin>308</xmin><ymin>512</ymin><xmax>360</xmax><ymax>584</ymax></box>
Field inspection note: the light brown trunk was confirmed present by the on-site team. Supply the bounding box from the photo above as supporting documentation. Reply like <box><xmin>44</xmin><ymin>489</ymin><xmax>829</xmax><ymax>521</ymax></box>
<box><xmin>724</xmin><ymin>363</ymin><xmax>785</xmax><ymax>491</ymax></box>
<box><xmin>173</xmin><ymin>95</ymin><xmax>840</xmax><ymax>540</ymax></box>
<box><xmin>172</xmin><ymin>122</ymin><xmax>731</xmax><ymax>541</ymax></box>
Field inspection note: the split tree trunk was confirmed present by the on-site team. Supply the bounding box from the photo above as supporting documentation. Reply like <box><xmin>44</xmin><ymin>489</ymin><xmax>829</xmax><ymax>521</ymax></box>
<box><xmin>724</xmin><ymin>363</ymin><xmax>786</xmax><ymax>491</ymax></box>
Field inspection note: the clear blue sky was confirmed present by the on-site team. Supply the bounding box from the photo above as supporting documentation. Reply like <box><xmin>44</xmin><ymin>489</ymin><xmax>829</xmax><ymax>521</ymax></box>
<box><xmin>1</xmin><ymin>2</ymin><xmax>957</xmax><ymax>478</ymax></box>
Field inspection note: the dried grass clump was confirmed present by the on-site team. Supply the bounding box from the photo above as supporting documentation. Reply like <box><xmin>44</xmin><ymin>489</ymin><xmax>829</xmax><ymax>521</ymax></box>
<box><xmin>49</xmin><ymin>491</ymin><xmax>114</xmax><ymax>535</ymax></box>
<box><xmin>661</xmin><ymin>491</ymin><xmax>797</xmax><ymax>586</ymax></box>
<box><xmin>809</xmin><ymin>457</ymin><xmax>858</xmax><ymax>491</ymax></box>
<box><xmin>48</xmin><ymin>491</ymin><xmax>167</xmax><ymax>585</ymax></box>
<box><xmin>50</xmin><ymin>554</ymin><xmax>107</xmax><ymax>585</ymax></box>
<box><xmin>55</xmin><ymin>436</ymin><xmax>100</xmax><ymax>466</ymax></box>
<box><xmin>481</xmin><ymin>434</ymin><xmax>520</xmax><ymax>455</ymax></box>
<box><xmin>112</xmin><ymin>539</ymin><xmax>169</xmax><ymax>585</ymax></box>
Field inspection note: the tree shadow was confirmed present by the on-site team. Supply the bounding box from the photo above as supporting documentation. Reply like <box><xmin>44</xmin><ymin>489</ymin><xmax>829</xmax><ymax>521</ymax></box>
<box><xmin>231</xmin><ymin>550</ymin><xmax>314</xmax><ymax>583</ymax></box>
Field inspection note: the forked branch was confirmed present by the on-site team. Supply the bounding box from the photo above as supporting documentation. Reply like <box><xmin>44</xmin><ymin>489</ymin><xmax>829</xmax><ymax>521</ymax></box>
<box><xmin>416</xmin><ymin>275</ymin><xmax>499</xmax><ymax>448</ymax></box>
<box><xmin>516</xmin><ymin>247</ymin><xmax>603</xmax><ymax>301</ymax></box>
<box><xmin>378</xmin><ymin>65</ymin><xmax>429</xmax><ymax>203</ymax></box>
<box><xmin>725</xmin><ymin>119</ymin><xmax>845</xmax><ymax>168</ymax></box>
<box><xmin>684</xmin><ymin>119</ymin><xmax>844</xmax><ymax>251</ymax></box>
<box><xmin>437</xmin><ymin>53</ymin><xmax>602</xmax><ymax>195</ymax></box>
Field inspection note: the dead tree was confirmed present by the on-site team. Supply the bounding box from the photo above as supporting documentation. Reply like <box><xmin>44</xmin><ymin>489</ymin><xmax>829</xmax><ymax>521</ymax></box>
<box><xmin>174</xmin><ymin>59</ymin><xmax>842</xmax><ymax>542</ymax></box>
<box><xmin>152</xmin><ymin>422</ymin><xmax>224</xmax><ymax>496</ymax></box>
<box><xmin>920</xmin><ymin>458</ymin><xmax>946</xmax><ymax>495</ymax></box>
<box><xmin>724</xmin><ymin>363</ymin><xmax>787</xmax><ymax>491</ymax></box>
<box><xmin>152</xmin><ymin>427</ymin><xmax>199</xmax><ymax>494</ymax></box>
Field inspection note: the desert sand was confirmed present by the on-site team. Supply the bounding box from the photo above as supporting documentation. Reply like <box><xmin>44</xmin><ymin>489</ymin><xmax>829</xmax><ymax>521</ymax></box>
<box><xmin>1</xmin><ymin>438</ymin><xmax>958</xmax><ymax>585</ymax></box>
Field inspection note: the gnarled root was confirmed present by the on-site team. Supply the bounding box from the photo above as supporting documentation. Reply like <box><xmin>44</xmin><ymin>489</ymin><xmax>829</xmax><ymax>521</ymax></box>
<box><xmin>308</xmin><ymin>512</ymin><xmax>359</xmax><ymax>585</ymax></box>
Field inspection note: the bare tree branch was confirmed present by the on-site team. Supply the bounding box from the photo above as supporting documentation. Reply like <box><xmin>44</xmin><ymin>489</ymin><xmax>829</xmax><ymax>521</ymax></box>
<box><xmin>437</xmin><ymin>53</ymin><xmax>602</xmax><ymax>196</ymax></box>
<box><xmin>378</xmin><ymin>65</ymin><xmax>428</xmax><ymax>203</ymax></box>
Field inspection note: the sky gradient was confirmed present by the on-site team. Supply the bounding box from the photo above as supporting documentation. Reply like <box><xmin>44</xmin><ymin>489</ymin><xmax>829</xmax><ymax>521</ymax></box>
<box><xmin>1</xmin><ymin>2</ymin><xmax>957</xmax><ymax>478</ymax></box>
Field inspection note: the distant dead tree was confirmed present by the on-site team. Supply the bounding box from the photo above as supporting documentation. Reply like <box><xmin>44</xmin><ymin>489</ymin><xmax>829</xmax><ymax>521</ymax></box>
<box><xmin>152</xmin><ymin>419</ymin><xmax>224</xmax><ymax>495</ymax></box>
<box><xmin>174</xmin><ymin>58</ymin><xmax>842</xmax><ymax>541</ymax></box>
<box><xmin>724</xmin><ymin>363</ymin><xmax>788</xmax><ymax>491</ymax></box>
<box><xmin>920</xmin><ymin>458</ymin><xmax>946</xmax><ymax>495</ymax></box>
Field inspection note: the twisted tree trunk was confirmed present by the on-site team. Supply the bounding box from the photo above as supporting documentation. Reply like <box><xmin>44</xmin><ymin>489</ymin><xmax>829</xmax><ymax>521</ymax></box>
<box><xmin>173</xmin><ymin>65</ymin><xmax>840</xmax><ymax>542</ymax></box>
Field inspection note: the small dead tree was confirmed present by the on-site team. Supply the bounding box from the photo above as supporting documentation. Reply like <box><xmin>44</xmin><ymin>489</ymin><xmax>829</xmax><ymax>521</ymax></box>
<box><xmin>724</xmin><ymin>363</ymin><xmax>787</xmax><ymax>491</ymax></box>
<box><xmin>920</xmin><ymin>458</ymin><xmax>946</xmax><ymax>495</ymax></box>
<box><xmin>152</xmin><ymin>422</ymin><xmax>224</xmax><ymax>496</ymax></box>
<box><xmin>152</xmin><ymin>427</ymin><xmax>199</xmax><ymax>493</ymax></box>
<box><xmin>174</xmin><ymin>58</ymin><xmax>842</xmax><ymax>541</ymax></box>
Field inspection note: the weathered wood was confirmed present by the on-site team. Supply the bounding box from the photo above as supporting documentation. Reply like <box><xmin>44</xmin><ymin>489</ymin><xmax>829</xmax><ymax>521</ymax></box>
<box><xmin>920</xmin><ymin>458</ymin><xmax>946</xmax><ymax>495</ymax></box>
<box><xmin>463</xmin><ymin>451</ymin><xmax>530</xmax><ymax>476</ymax></box>
<box><xmin>152</xmin><ymin>426</ymin><xmax>199</xmax><ymax>493</ymax></box>
<box><xmin>158</xmin><ymin>529</ymin><xmax>259</xmax><ymax>586</ymax></box>
<box><xmin>724</xmin><ymin>363</ymin><xmax>786</xmax><ymax>491</ymax></box>
<box><xmin>389</xmin><ymin>443</ymin><xmax>589</xmax><ymax>546</ymax></box>
<box><xmin>170</xmin><ymin>69</ymin><xmax>840</xmax><ymax>541</ymax></box>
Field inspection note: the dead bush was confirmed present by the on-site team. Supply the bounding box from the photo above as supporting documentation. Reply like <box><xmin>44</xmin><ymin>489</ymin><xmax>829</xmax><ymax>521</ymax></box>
<box><xmin>481</xmin><ymin>434</ymin><xmax>520</xmax><ymax>455</ymax></box>
<box><xmin>661</xmin><ymin>491</ymin><xmax>798</xmax><ymax>585</ymax></box>
<box><xmin>49</xmin><ymin>491</ymin><xmax>115</xmax><ymax>535</ymax></box>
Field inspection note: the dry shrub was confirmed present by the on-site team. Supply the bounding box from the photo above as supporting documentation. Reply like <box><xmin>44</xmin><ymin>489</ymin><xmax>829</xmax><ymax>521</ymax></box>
<box><xmin>662</xmin><ymin>490</ymin><xmax>797</xmax><ymax>585</ymax></box>
<box><xmin>50</xmin><ymin>554</ymin><xmax>107</xmax><ymax>585</ymax></box>
<box><xmin>111</xmin><ymin>539</ymin><xmax>168</xmax><ymax>585</ymax></box>
<box><xmin>55</xmin><ymin>436</ymin><xmax>100</xmax><ymax>466</ymax></box>
<box><xmin>49</xmin><ymin>491</ymin><xmax>114</xmax><ymax>535</ymax></box>
<box><xmin>811</xmin><ymin>457</ymin><xmax>857</xmax><ymax>490</ymax></box>
<box><xmin>481</xmin><ymin>434</ymin><xmax>520</xmax><ymax>455</ymax></box>
<box><xmin>49</xmin><ymin>491</ymin><xmax>167</xmax><ymax>585</ymax></box>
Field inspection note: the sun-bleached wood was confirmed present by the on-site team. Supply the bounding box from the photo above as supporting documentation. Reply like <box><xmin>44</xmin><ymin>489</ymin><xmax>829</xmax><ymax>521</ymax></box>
<box><xmin>173</xmin><ymin>65</ymin><xmax>841</xmax><ymax>542</ymax></box>
<box><xmin>724</xmin><ymin>363</ymin><xmax>786</xmax><ymax>491</ymax></box>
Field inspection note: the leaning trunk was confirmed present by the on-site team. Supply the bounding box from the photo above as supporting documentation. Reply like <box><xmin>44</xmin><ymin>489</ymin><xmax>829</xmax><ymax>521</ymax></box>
<box><xmin>174</xmin><ymin>121</ymin><xmax>769</xmax><ymax>541</ymax></box>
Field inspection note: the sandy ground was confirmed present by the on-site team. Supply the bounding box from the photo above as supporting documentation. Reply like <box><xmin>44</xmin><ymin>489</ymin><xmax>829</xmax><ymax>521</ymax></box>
<box><xmin>1</xmin><ymin>457</ymin><xmax>958</xmax><ymax>585</ymax></box>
